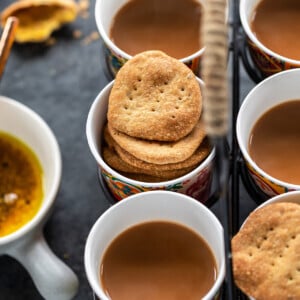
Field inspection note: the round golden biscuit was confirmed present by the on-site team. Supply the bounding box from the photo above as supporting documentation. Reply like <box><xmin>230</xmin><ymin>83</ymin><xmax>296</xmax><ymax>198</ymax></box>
<box><xmin>232</xmin><ymin>202</ymin><xmax>300</xmax><ymax>300</ymax></box>
<box><xmin>107</xmin><ymin>120</ymin><xmax>206</xmax><ymax>165</ymax></box>
<box><xmin>114</xmin><ymin>136</ymin><xmax>211</xmax><ymax>171</ymax></box>
<box><xmin>107</xmin><ymin>50</ymin><xmax>202</xmax><ymax>142</ymax></box>
<box><xmin>102</xmin><ymin>146</ymin><xmax>196</xmax><ymax>181</ymax></box>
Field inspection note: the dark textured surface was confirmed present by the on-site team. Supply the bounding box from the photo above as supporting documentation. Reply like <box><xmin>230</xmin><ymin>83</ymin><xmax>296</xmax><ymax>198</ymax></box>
<box><xmin>0</xmin><ymin>1</ymin><xmax>259</xmax><ymax>299</ymax></box>
<box><xmin>0</xmin><ymin>1</ymin><xmax>111</xmax><ymax>299</ymax></box>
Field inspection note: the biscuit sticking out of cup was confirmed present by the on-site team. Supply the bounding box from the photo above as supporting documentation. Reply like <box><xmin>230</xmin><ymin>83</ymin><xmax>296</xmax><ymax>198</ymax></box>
<box><xmin>103</xmin><ymin>50</ymin><xmax>211</xmax><ymax>182</ymax></box>
<box><xmin>0</xmin><ymin>0</ymin><xmax>78</xmax><ymax>43</ymax></box>
<box><xmin>231</xmin><ymin>202</ymin><xmax>300</xmax><ymax>299</ymax></box>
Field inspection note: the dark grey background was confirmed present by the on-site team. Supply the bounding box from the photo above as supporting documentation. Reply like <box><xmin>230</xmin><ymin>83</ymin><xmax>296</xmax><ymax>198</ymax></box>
<box><xmin>0</xmin><ymin>0</ymin><xmax>258</xmax><ymax>299</ymax></box>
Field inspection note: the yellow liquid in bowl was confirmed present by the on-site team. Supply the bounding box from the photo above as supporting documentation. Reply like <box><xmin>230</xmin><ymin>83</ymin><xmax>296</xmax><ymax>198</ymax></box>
<box><xmin>0</xmin><ymin>131</ymin><xmax>43</xmax><ymax>237</ymax></box>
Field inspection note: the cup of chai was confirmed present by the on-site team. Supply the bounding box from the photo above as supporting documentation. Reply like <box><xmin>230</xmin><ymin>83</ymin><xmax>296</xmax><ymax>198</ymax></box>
<box><xmin>236</xmin><ymin>68</ymin><xmax>300</xmax><ymax>197</ymax></box>
<box><xmin>240</xmin><ymin>0</ymin><xmax>300</xmax><ymax>77</ymax></box>
<box><xmin>232</xmin><ymin>191</ymin><xmax>300</xmax><ymax>299</ymax></box>
<box><xmin>95</xmin><ymin>0</ymin><xmax>227</xmax><ymax>77</ymax></box>
<box><xmin>84</xmin><ymin>190</ymin><xmax>225</xmax><ymax>300</ymax></box>
<box><xmin>0</xmin><ymin>96</ymin><xmax>78</xmax><ymax>300</ymax></box>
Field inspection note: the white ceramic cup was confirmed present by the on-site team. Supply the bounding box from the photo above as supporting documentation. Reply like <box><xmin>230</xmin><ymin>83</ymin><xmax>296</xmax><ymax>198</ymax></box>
<box><xmin>240</xmin><ymin>0</ymin><xmax>300</xmax><ymax>76</ymax></box>
<box><xmin>86</xmin><ymin>79</ymin><xmax>215</xmax><ymax>204</ymax></box>
<box><xmin>84</xmin><ymin>190</ymin><xmax>225</xmax><ymax>300</ymax></box>
<box><xmin>236</xmin><ymin>69</ymin><xmax>300</xmax><ymax>197</ymax></box>
<box><xmin>0</xmin><ymin>96</ymin><xmax>78</xmax><ymax>300</ymax></box>
<box><xmin>241</xmin><ymin>191</ymin><xmax>300</xmax><ymax>300</ymax></box>
<box><xmin>95</xmin><ymin>0</ymin><xmax>207</xmax><ymax>77</ymax></box>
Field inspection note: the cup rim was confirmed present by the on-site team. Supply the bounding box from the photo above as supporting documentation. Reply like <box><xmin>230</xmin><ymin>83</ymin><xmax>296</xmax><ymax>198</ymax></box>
<box><xmin>86</xmin><ymin>80</ymin><xmax>215</xmax><ymax>188</ymax></box>
<box><xmin>0</xmin><ymin>96</ymin><xmax>62</xmax><ymax>245</ymax></box>
<box><xmin>84</xmin><ymin>190</ymin><xmax>225</xmax><ymax>300</ymax></box>
<box><xmin>236</xmin><ymin>69</ymin><xmax>300</xmax><ymax>191</ymax></box>
<box><xmin>239</xmin><ymin>0</ymin><xmax>300</xmax><ymax>65</ymax></box>
<box><xmin>241</xmin><ymin>192</ymin><xmax>300</xmax><ymax>231</ymax></box>
<box><xmin>94</xmin><ymin>0</ymin><xmax>206</xmax><ymax>63</ymax></box>
<box><xmin>256</xmin><ymin>190</ymin><xmax>300</xmax><ymax>209</ymax></box>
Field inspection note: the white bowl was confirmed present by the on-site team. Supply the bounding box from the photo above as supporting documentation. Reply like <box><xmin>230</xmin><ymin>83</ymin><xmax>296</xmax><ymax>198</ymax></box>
<box><xmin>0</xmin><ymin>95</ymin><xmax>78</xmax><ymax>300</ymax></box>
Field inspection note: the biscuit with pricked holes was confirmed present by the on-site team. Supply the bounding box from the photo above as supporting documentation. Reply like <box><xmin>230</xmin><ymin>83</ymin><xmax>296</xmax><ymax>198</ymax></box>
<box><xmin>107</xmin><ymin>50</ymin><xmax>202</xmax><ymax>142</ymax></box>
<box><xmin>107</xmin><ymin>119</ymin><xmax>206</xmax><ymax>165</ymax></box>
<box><xmin>232</xmin><ymin>202</ymin><xmax>300</xmax><ymax>300</ymax></box>
<box><xmin>102</xmin><ymin>146</ymin><xmax>197</xmax><ymax>181</ymax></box>
<box><xmin>104</xmin><ymin>125</ymin><xmax>211</xmax><ymax>171</ymax></box>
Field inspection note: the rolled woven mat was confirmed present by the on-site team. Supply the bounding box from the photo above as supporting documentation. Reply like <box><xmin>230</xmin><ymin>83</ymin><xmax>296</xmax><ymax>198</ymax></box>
<box><xmin>201</xmin><ymin>1</ymin><xmax>235</xmax><ymax>299</ymax></box>
<box><xmin>202</xmin><ymin>0</ymin><xmax>229</xmax><ymax>137</ymax></box>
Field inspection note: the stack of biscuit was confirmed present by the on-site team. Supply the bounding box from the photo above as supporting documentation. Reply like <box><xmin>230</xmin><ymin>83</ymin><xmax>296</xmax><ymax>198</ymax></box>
<box><xmin>103</xmin><ymin>50</ymin><xmax>211</xmax><ymax>182</ymax></box>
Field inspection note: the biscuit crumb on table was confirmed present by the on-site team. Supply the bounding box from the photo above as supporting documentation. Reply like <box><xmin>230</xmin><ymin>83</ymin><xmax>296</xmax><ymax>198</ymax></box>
<box><xmin>81</xmin><ymin>31</ymin><xmax>100</xmax><ymax>45</ymax></box>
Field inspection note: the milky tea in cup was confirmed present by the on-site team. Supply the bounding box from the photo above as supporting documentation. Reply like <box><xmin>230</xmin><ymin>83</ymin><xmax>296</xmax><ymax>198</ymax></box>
<box><xmin>251</xmin><ymin>0</ymin><xmax>300</xmax><ymax>61</ymax></box>
<box><xmin>236</xmin><ymin>69</ymin><xmax>300</xmax><ymax>196</ymax></box>
<box><xmin>101</xmin><ymin>221</ymin><xmax>216</xmax><ymax>299</ymax></box>
<box><xmin>95</xmin><ymin>0</ymin><xmax>206</xmax><ymax>76</ymax></box>
<box><xmin>84</xmin><ymin>191</ymin><xmax>225</xmax><ymax>300</ymax></box>
<box><xmin>109</xmin><ymin>0</ymin><xmax>202</xmax><ymax>60</ymax></box>
<box><xmin>248</xmin><ymin>100</ymin><xmax>300</xmax><ymax>185</ymax></box>
<box><xmin>240</xmin><ymin>0</ymin><xmax>300</xmax><ymax>76</ymax></box>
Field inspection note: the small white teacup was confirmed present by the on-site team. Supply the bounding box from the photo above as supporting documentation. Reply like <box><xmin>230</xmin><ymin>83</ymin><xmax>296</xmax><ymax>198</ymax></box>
<box><xmin>240</xmin><ymin>0</ymin><xmax>300</xmax><ymax>77</ymax></box>
<box><xmin>236</xmin><ymin>69</ymin><xmax>300</xmax><ymax>197</ymax></box>
<box><xmin>95</xmin><ymin>0</ymin><xmax>211</xmax><ymax>77</ymax></box>
<box><xmin>86</xmin><ymin>79</ymin><xmax>215</xmax><ymax>205</ymax></box>
<box><xmin>84</xmin><ymin>190</ymin><xmax>225</xmax><ymax>300</ymax></box>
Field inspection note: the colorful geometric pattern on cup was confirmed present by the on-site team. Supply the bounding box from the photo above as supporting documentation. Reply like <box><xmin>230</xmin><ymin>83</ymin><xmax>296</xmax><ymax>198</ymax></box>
<box><xmin>247</xmin><ymin>39</ymin><xmax>300</xmax><ymax>77</ymax></box>
<box><xmin>245</xmin><ymin>160</ymin><xmax>292</xmax><ymax>197</ymax></box>
<box><xmin>100</xmin><ymin>159</ymin><xmax>213</xmax><ymax>203</ymax></box>
<box><xmin>104</xmin><ymin>44</ymin><xmax>127</xmax><ymax>77</ymax></box>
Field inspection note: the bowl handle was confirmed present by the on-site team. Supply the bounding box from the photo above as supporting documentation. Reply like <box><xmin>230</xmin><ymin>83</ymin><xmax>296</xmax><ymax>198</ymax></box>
<box><xmin>8</xmin><ymin>231</ymin><xmax>79</xmax><ymax>300</ymax></box>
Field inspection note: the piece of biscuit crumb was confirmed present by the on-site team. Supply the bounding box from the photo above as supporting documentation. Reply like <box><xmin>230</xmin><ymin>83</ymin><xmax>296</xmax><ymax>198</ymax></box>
<box><xmin>78</xmin><ymin>0</ymin><xmax>90</xmax><ymax>18</ymax></box>
<box><xmin>73</xmin><ymin>29</ymin><xmax>82</xmax><ymax>39</ymax></box>
<box><xmin>45</xmin><ymin>37</ymin><xmax>56</xmax><ymax>46</ymax></box>
<box><xmin>82</xmin><ymin>31</ymin><xmax>100</xmax><ymax>45</ymax></box>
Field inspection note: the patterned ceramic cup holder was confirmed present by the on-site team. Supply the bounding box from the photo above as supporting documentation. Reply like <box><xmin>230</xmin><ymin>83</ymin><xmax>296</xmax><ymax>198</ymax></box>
<box><xmin>86</xmin><ymin>80</ymin><xmax>216</xmax><ymax>206</ymax></box>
